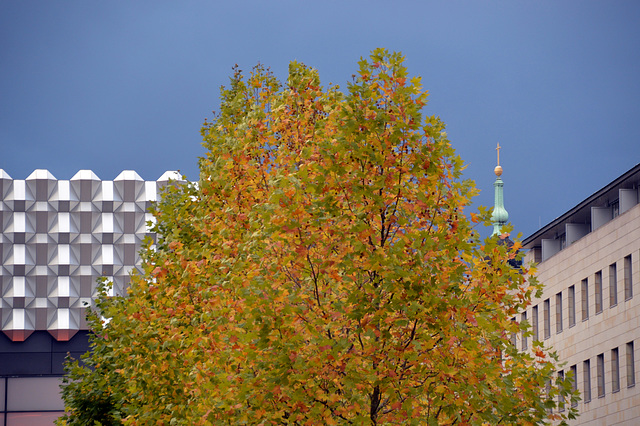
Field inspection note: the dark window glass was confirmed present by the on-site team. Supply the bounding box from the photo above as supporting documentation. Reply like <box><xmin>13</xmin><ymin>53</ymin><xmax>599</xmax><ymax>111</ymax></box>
<box><xmin>624</xmin><ymin>255</ymin><xmax>633</xmax><ymax>300</ymax></box>
<box><xmin>557</xmin><ymin>370</ymin><xmax>565</xmax><ymax>411</ymax></box>
<box><xmin>570</xmin><ymin>365</ymin><xmax>578</xmax><ymax>407</ymax></box>
<box><xmin>532</xmin><ymin>305</ymin><xmax>539</xmax><ymax>342</ymax></box>
<box><xmin>544</xmin><ymin>299</ymin><xmax>551</xmax><ymax>339</ymax></box>
<box><xmin>556</xmin><ymin>292</ymin><xmax>563</xmax><ymax>333</ymax></box>
<box><xmin>595</xmin><ymin>271</ymin><xmax>602</xmax><ymax>314</ymax></box>
<box><xmin>612</xmin><ymin>348</ymin><xmax>620</xmax><ymax>393</ymax></box>
<box><xmin>568</xmin><ymin>285</ymin><xmax>576</xmax><ymax>327</ymax></box>
<box><xmin>583</xmin><ymin>359</ymin><xmax>591</xmax><ymax>402</ymax></box>
<box><xmin>597</xmin><ymin>353</ymin><xmax>605</xmax><ymax>398</ymax></box>
<box><xmin>582</xmin><ymin>279</ymin><xmax>589</xmax><ymax>321</ymax></box>
<box><xmin>628</xmin><ymin>342</ymin><xmax>636</xmax><ymax>388</ymax></box>
<box><xmin>521</xmin><ymin>312</ymin><xmax>528</xmax><ymax>350</ymax></box>
<box><xmin>610</xmin><ymin>263</ymin><xmax>618</xmax><ymax>307</ymax></box>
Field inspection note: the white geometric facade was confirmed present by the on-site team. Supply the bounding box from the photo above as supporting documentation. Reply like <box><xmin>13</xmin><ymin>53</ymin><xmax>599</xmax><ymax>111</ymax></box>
<box><xmin>0</xmin><ymin>169</ymin><xmax>179</xmax><ymax>342</ymax></box>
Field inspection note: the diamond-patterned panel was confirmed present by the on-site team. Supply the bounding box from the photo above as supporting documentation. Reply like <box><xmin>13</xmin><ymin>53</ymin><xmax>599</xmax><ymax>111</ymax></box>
<box><xmin>0</xmin><ymin>169</ymin><xmax>182</xmax><ymax>341</ymax></box>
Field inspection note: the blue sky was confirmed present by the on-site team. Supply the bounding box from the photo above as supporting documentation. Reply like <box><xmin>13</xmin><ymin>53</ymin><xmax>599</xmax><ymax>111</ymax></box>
<box><xmin>1</xmin><ymin>1</ymin><xmax>639</xmax><ymax>238</ymax></box>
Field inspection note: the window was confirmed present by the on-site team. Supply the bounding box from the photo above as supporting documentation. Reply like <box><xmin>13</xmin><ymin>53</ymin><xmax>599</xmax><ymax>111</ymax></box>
<box><xmin>568</xmin><ymin>285</ymin><xmax>576</xmax><ymax>327</ymax></box>
<box><xmin>3</xmin><ymin>377</ymin><xmax>65</xmax><ymax>425</ymax></box>
<box><xmin>597</xmin><ymin>353</ymin><xmax>605</xmax><ymax>398</ymax></box>
<box><xmin>624</xmin><ymin>255</ymin><xmax>633</xmax><ymax>300</ymax></box>
<box><xmin>545</xmin><ymin>378</ymin><xmax>552</xmax><ymax>413</ymax></box>
<box><xmin>583</xmin><ymin>360</ymin><xmax>591</xmax><ymax>402</ymax></box>
<box><xmin>532</xmin><ymin>305</ymin><xmax>539</xmax><ymax>342</ymax></box>
<box><xmin>570</xmin><ymin>365</ymin><xmax>578</xmax><ymax>407</ymax></box>
<box><xmin>628</xmin><ymin>341</ymin><xmax>636</xmax><ymax>388</ymax></box>
<box><xmin>595</xmin><ymin>271</ymin><xmax>602</xmax><ymax>314</ymax></box>
<box><xmin>555</xmin><ymin>292</ymin><xmax>563</xmax><ymax>333</ymax></box>
<box><xmin>581</xmin><ymin>278</ymin><xmax>589</xmax><ymax>321</ymax></box>
<box><xmin>612</xmin><ymin>348</ymin><xmax>620</xmax><ymax>393</ymax></box>
<box><xmin>532</xmin><ymin>247</ymin><xmax>542</xmax><ymax>263</ymax></box>
<box><xmin>557</xmin><ymin>370</ymin><xmax>565</xmax><ymax>411</ymax></box>
<box><xmin>610</xmin><ymin>263</ymin><xmax>618</xmax><ymax>307</ymax></box>
<box><xmin>510</xmin><ymin>317</ymin><xmax>517</xmax><ymax>347</ymax></box>
<box><xmin>543</xmin><ymin>299</ymin><xmax>551</xmax><ymax>339</ymax></box>
<box><xmin>521</xmin><ymin>312</ymin><xmax>528</xmax><ymax>350</ymax></box>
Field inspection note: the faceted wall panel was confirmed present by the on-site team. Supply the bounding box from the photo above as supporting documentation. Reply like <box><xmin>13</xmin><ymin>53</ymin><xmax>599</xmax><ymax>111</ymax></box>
<box><xmin>0</xmin><ymin>169</ymin><xmax>181</xmax><ymax>341</ymax></box>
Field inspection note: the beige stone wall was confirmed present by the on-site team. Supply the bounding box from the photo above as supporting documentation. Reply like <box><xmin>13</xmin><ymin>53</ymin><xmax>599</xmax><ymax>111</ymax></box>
<box><xmin>523</xmin><ymin>203</ymin><xmax>640</xmax><ymax>425</ymax></box>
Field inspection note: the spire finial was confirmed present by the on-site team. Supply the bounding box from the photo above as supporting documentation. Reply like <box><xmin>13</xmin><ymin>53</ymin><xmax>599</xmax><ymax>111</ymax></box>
<box><xmin>491</xmin><ymin>143</ymin><xmax>508</xmax><ymax>235</ymax></box>
<box><xmin>494</xmin><ymin>143</ymin><xmax>503</xmax><ymax>176</ymax></box>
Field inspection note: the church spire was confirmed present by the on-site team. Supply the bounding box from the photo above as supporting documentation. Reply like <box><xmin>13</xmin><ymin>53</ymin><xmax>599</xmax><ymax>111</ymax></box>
<box><xmin>491</xmin><ymin>143</ymin><xmax>509</xmax><ymax>235</ymax></box>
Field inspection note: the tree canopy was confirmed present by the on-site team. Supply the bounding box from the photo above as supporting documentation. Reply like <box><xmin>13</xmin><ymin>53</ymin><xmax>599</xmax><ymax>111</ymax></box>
<box><xmin>59</xmin><ymin>49</ymin><xmax>578</xmax><ymax>425</ymax></box>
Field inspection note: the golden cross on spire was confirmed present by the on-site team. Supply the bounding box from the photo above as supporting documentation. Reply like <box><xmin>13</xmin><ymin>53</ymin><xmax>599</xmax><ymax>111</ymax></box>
<box><xmin>494</xmin><ymin>143</ymin><xmax>503</xmax><ymax>177</ymax></box>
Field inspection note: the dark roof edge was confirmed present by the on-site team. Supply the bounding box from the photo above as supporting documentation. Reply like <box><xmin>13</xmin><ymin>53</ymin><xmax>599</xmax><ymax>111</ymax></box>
<box><xmin>523</xmin><ymin>162</ymin><xmax>640</xmax><ymax>247</ymax></box>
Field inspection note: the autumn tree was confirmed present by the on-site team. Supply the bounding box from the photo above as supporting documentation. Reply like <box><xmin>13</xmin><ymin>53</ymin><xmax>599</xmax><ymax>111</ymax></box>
<box><xmin>59</xmin><ymin>49</ymin><xmax>578</xmax><ymax>425</ymax></box>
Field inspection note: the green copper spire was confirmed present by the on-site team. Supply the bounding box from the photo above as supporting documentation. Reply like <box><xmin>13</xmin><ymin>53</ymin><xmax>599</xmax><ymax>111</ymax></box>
<box><xmin>491</xmin><ymin>143</ymin><xmax>509</xmax><ymax>235</ymax></box>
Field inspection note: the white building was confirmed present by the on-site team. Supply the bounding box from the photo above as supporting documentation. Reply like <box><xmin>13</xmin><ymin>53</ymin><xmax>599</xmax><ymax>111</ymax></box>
<box><xmin>521</xmin><ymin>163</ymin><xmax>640</xmax><ymax>424</ymax></box>
<box><xmin>0</xmin><ymin>169</ymin><xmax>178</xmax><ymax>425</ymax></box>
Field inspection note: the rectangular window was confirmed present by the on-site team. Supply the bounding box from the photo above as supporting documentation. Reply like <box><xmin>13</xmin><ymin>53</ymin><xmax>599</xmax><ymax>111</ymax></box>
<box><xmin>570</xmin><ymin>364</ymin><xmax>578</xmax><ymax>407</ymax></box>
<box><xmin>568</xmin><ymin>285</ymin><xmax>576</xmax><ymax>327</ymax></box>
<box><xmin>628</xmin><ymin>341</ymin><xmax>636</xmax><ymax>388</ymax></box>
<box><xmin>557</xmin><ymin>370</ymin><xmax>565</xmax><ymax>411</ymax></box>
<box><xmin>581</xmin><ymin>278</ymin><xmax>589</xmax><ymax>321</ymax></box>
<box><xmin>532</xmin><ymin>305</ymin><xmax>539</xmax><ymax>342</ymax></box>
<box><xmin>545</xmin><ymin>378</ymin><xmax>552</xmax><ymax>413</ymax></box>
<box><xmin>597</xmin><ymin>353</ymin><xmax>605</xmax><ymax>398</ymax></box>
<box><xmin>510</xmin><ymin>317</ymin><xmax>517</xmax><ymax>347</ymax></box>
<box><xmin>583</xmin><ymin>359</ymin><xmax>591</xmax><ymax>402</ymax></box>
<box><xmin>612</xmin><ymin>348</ymin><xmax>620</xmax><ymax>393</ymax></box>
<box><xmin>624</xmin><ymin>255</ymin><xmax>633</xmax><ymax>300</ymax></box>
<box><xmin>521</xmin><ymin>311</ymin><xmax>528</xmax><ymax>350</ymax></box>
<box><xmin>543</xmin><ymin>299</ymin><xmax>551</xmax><ymax>339</ymax></box>
<box><xmin>595</xmin><ymin>271</ymin><xmax>602</xmax><ymax>314</ymax></box>
<box><xmin>610</xmin><ymin>263</ymin><xmax>618</xmax><ymax>307</ymax></box>
<box><xmin>6</xmin><ymin>377</ymin><xmax>65</xmax><ymax>411</ymax></box>
<box><xmin>555</xmin><ymin>292</ymin><xmax>563</xmax><ymax>333</ymax></box>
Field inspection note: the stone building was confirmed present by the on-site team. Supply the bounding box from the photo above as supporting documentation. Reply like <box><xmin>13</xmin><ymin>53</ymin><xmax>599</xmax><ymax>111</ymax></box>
<box><xmin>520</xmin><ymin>163</ymin><xmax>640</xmax><ymax>424</ymax></box>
